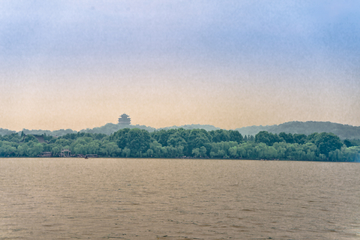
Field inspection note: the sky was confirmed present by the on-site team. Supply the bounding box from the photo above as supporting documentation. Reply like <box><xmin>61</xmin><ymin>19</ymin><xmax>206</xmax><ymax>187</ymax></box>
<box><xmin>0</xmin><ymin>0</ymin><xmax>359</xmax><ymax>131</ymax></box>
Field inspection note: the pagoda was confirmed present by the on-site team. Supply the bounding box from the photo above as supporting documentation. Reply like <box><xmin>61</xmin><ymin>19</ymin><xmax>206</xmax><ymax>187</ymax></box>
<box><xmin>118</xmin><ymin>113</ymin><xmax>131</xmax><ymax>125</ymax></box>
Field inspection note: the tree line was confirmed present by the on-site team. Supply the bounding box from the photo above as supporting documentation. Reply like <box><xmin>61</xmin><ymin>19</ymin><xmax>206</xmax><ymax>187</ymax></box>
<box><xmin>236</xmin><ymin>121</ymin><xmax>360</xmax><ymax>139</ymax></box>
<box><xmin>0</xmin><ymin>129</ymin><xmax>359</xmax><ymax>162</ymax></box>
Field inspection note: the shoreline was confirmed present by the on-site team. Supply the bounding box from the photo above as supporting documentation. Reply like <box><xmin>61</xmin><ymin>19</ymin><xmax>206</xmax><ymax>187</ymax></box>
<box><xmin>0</xmin><ymin>157</ymin><xmax>357</xmax><ymax>163</ymax></box>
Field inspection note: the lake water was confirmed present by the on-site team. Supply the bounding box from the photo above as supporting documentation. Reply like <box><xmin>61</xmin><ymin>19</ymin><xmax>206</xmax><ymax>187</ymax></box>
<box><xmin>1</xmin><ymin>158</ymin><xmax>359</xmax><ymax>240</ymax></box>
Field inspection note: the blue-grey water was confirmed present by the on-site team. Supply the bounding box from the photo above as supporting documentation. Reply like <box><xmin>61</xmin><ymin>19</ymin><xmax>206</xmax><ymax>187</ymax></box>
<box><xmin>0</xmin><ymin>158</ymin><xmax>359</xmax><ymax>240</ymax></box>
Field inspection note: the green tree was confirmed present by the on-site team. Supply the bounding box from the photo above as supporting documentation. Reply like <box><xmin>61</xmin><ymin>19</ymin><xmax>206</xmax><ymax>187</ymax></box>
<box><xmin>24</xmin><ymin>135</ymin><xmax>38</xmax><ymax>143</ymax></box>
<box><xmin>210</xmin><ymin>129</ymin><xmax>229</xmax><ymax>142</ymax></box>
<box><xmin>199</xmin><ymin>146</ymin><xmax>207</xmax><ymax>157</ymax></box>
<box><xmin>151</xmin><ymin>129</ymin><xmax>177</xmax><ymax>147</ymax></box>
<box><xmin>167</xmin><ymin>132</ymin><xmax>187</xmax><ymax>148</ymax></box>
<box><xmin>279</xmin><ymin>132</ymin><xmax>294</xmax><ymax>143</ymax></box>
<box><xmin>255</xmin><ymin>131</ymin><xmax>281</xmax><ymax>146</ymax></box>
<box><xmin>344</xmin><ymin>139</ymin><xmax>353</xmax><ymax>147</ymax></box>
<box><xmin>306</xmin><ymin>133</ymin><xmax>319</xmax><ymax>143</ymax></box>
<box><xmin>293</xmin><ymin>134</ymin><xmax>307</xmax><ymax>144</ymax></box>
<box><xmin>28</xmin><ymin>143</ymin><xmax>44</xmax><ymax>157</ymax></box>
<box><xmin>229</xmin><ymin>146</ymin><xmax>238</xmax><ymax>158</ymax></box>
<box><xmin>314</xmin><ymin>132</ymin><xmax>343</xmax><ymax>157</ymax></box>
<box><xmin>0</xmin><ymin>141</ymin><xmax>17</xmax><ymax>157</ymax></box>
<box><xmin>146</xmin><ymin>149</ymin><xmax>154</xmax><ymax>157</ymax></box>
<box><xmin>150</xmin><ymin>140</ymin><xmax>163</xmax><ymax>158</ymax></box>
<box><xmin>126</xmin><ymin>128</ymin><xmax>151</xmax><ymax>157</ymax></box>
<box><xmin>101</xmin><ymin>141</ymin><xmax>121</xmax><ymax>157</ymax></box>
<box><xmin>187</xmin><ymin>129</ymin><xmax>211</xmax><ymax>155</ymax></box>
<box><xmin>51</xmin><ymin>145</ymin><xmax>62</xmax><ymax>157</ymax></box>
<box><xmin>192</xmin><ymin>148</ymin><xmax>200</xmax><ymax>158</ymax></box>
<box><xmin>112</xmin><ymin>128</ymin><xmax>151</xmax><ymax>157</ymax></box>
<box><xmin>229</xmin><ymin>130</ymin><xmax>243</xmax><ymax>143</ymax></box>
<box><xmin>122</xmin><ymin>147</ymin><xmax>131</xmax><ymax>157</ymax></box>
<box><xmin>113</xmin><ymin>128</ymin><xmax>131</xmax><ymax>149</ymax></box>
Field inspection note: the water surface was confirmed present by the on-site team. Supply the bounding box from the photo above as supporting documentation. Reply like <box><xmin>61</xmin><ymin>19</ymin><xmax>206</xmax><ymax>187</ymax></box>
<box><xmin>1</xmin><ymin>158</ymin><xmax>359</xmax><ymax>239</ymax></box>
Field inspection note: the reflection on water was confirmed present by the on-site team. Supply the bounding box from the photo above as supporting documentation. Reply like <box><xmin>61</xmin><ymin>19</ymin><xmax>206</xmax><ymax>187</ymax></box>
<box><xmin>0</xmin><ymin>158</ymin><xmax>359</xmax><ymax>239</ymax></box>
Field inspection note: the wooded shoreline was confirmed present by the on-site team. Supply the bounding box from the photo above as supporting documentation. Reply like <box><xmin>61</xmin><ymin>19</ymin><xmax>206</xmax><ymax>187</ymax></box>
<box><xmin>0</xmin><ymin>128</ymin><xmax>359</xmax><ymax>162</ymax></box>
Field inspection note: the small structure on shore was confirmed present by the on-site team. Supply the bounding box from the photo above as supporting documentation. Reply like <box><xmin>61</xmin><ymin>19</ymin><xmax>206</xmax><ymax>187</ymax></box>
<box><xmin>39</xmin><ymin>152</ymin><xmax>52</xmax><ymax>157</ymax></box>
<box><xmin>60</xmin><ymin>149</ymin><xmax>71</xmax><ymax>157</ymax></box>
<box><xmin>118</xmin><ymin>113</ymin><xmax>131</xmax><ymax>126</ymax></box>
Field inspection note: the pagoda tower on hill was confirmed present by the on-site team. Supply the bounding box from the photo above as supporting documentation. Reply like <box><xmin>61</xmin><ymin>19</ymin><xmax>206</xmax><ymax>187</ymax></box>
<box><xmin>118</xmin><ymin>114</ymin><xmax>131</xmax><ymax>125</ymax></box>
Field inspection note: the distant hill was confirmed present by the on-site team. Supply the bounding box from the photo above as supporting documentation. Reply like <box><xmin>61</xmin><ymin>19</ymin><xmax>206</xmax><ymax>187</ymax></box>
<box><xmin>80</xmin><ymin>123</ymin><xmax>156</xmax><ymax>134</ymax></box>
<box><xmin>21</xmin><ymin>128</ymin><xmax>77</xmax><ymax>137</ymax></box>
<box><xmin>0</xmin><ymin>128</ymin><xmax>16</xmax><ymax>136</ymax></box>
<box><xmin>158</xmin><ymin>124</ymin><xmax>221</xmax><ymax>131</ymax></box>
<box><xmin>11</xmin><ymin>124</ymin><xmax>156</xmax><ymax>136</ymax></box>
<box><xmin>236</xmin><ymin>121</ymin><xmax>360</xmax><ymax>139</ymax></box>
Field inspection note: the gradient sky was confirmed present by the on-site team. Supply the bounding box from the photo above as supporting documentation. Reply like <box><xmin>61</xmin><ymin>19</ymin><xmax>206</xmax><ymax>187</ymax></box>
<box><xmin>0</xmin><ymin>0</ymin><xmax>359</xmax><ymax>131</ymax></box>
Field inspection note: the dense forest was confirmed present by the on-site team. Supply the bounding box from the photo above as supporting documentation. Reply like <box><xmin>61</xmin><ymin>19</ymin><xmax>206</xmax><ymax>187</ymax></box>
<box><xmin>1</xmin><ymin>121</ymin><xmax>359</xmax><ymax>139</ymax></box>
<box><xmin>236</xmin><ymin>121</ymin><xmax>360</xmax><ymax>139</ymax></box>
<box><xmin>0</xmin><ymin>128</ymin><xmax>359</xmax><ymax>162</ymax></box>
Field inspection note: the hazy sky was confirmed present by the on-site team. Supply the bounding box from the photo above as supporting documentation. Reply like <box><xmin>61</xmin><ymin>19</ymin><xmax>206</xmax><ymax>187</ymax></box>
<box><xmin>1</xmin><ymin>0</ymin><xmax>359</xmax><ymax>131</ymax></box>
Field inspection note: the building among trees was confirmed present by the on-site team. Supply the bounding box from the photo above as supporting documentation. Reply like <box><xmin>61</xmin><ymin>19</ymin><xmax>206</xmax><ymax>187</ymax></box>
<box><xmin>118</xmin><ymin>114</ymin><xmax>131</xmax><ymax>126</ymax></box>
<box><xmin>60</xmin><ymin>149</ymin><xmax>71</xmax><ymax>157</ymax></box>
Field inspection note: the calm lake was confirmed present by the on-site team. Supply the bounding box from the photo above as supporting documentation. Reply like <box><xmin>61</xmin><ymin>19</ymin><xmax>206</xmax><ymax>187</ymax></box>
<box><xmin>1</xmin><ymin>158</ymin><xmax>359</xmax><ymax>240</ymax></box>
